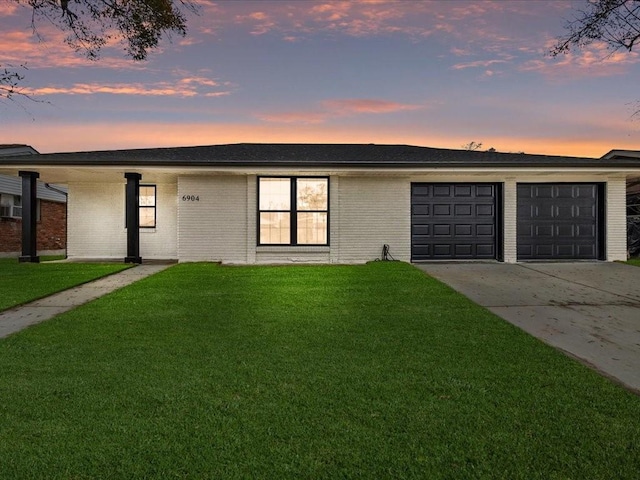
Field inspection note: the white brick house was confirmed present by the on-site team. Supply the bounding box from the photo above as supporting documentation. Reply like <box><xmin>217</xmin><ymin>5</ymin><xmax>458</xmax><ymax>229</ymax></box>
<box><xmin>1</xmin><ymin>143</ymin><xmax>639</xmax><ymax>264</ymax></box>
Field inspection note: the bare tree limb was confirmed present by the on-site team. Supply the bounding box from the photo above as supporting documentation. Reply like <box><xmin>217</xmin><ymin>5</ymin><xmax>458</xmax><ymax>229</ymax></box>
<box><xmin>551</xmin><ymin>0</ymin><xmax>640</xmax><ymax>55</ymax></box>
<box><xmin>1</xmin><ymin>0</ymin><xmax>200</xmax><ymax>105</ymax></box>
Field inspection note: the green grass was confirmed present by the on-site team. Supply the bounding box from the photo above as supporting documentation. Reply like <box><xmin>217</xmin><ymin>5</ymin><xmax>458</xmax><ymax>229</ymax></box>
<box><xmin>0</xmin><ymin>262</ymin><xmax>639</xmax><ymax>479</ymax></box>
<box><xmin>0</xmin><ymin>259</ymin><xmax>130</xmax><ymax>311</ymax></box>
<box><xmin>626</xmin><ymin>258</ymin><xmax>640</xmax><ymax>266</ymax></box>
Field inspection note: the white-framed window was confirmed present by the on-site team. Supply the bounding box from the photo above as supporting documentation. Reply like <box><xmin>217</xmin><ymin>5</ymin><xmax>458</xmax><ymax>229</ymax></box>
<box><xmin>258</xmin><ymin>177</ymin><xmax>329</xmax><ymax>245</ymax></box>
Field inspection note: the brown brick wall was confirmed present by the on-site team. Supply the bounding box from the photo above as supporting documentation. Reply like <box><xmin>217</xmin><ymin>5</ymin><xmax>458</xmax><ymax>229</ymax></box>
<box><xmin>0</xmin><ymin>216</ymin><xmax>21</xmax><ymax>252</ymax></box>
<box><xmin>0</xmin><ymin>200</ymin><xmax>66</xmax><ymax>253</ymax></box>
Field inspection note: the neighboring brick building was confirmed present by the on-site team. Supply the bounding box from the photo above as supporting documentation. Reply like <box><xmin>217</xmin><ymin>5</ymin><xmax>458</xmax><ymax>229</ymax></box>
<box><xmin>0</xmin><ymin>145</ymin><xmax>67</xmax><ymax>258</ymax></box>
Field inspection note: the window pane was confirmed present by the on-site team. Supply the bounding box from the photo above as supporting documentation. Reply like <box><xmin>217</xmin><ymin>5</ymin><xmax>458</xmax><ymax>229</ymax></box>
<box><xmin>297</xmin><ymin>179</ymin><xmax>328</xmax><ymax>210</ymax></box>
<box><xmin>140</xmin><ymin>207</ymin><xmax>156</xmax><ymax>227</ymax></box>
<box><xmin>259</xmin><ymin>178</ymin><xmax>290</xmax><ymax>210</ymax></box>
<box><xmin>140</xmin><ymin>186</ymin><xmax>156</xmax><ymax>206</ymax></box>
<box><xmin>297</xmin><ymin>212</ymin><xmax>327</xmax><ymax>245</ymax></box>
<box><xmin>260</xmin><ymin>212</ymin><xmax>290</xmax><ymax>244</ymax></box>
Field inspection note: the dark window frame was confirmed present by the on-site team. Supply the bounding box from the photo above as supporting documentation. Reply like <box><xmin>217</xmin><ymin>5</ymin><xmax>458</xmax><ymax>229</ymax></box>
<box><xmin>139</xmin><ymin>184</ymin><xmax>157</xmax><ymax>229</ymax></box>
<box><xmin>257</xmin><ymin>176</ymin><xmax>330</xmax><ymax>246</ymax></box>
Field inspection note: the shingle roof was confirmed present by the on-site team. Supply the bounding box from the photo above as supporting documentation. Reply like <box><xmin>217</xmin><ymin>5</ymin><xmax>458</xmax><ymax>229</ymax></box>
<box><xmin>0</xmin><ymin>145</ymin><xmax>39</xmax><ymax>156</ymax></box>
<box><xmin>1</xmin><ymin>143</ymin><xmax>639</xmax><ymax>168</ymax></box>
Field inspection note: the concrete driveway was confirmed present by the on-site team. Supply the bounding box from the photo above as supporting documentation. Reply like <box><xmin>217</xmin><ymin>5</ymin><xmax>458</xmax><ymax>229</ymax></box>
<box><xmin>416</xmin><ymin>262</ymin><xmax>640</xmax><ymax>394</ymax></box>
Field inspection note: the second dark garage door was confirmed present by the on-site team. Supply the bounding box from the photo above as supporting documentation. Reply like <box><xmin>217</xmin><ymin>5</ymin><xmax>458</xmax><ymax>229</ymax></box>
<box><xmin>517</xmin><ymin>183</ymin><xmax>604</xmax><ymax>260</ymax></box>
<box><xmin>411</xmin><ymin>183</ymin><xmax>500</xmax><ymax>261</ymax></box>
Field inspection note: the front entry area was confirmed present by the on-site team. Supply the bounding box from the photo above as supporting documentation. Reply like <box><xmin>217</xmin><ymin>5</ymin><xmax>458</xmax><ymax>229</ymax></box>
<box><xmin>411</xmin><ymin>183</ymin><xmax>500</xmax><ymax>261</ymax></box>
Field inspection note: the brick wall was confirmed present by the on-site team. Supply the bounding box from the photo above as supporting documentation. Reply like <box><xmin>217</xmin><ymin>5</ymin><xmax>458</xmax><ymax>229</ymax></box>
<box><xmin>38</xmin><ymin>200</ymin><xmax>67</xmax><ymax>251</ymax></box>
<box><xmin>0</xmin><ymin>216</ymin><xmax>21</xmax><ymax>252</ymax></box>
<box><xmin>0</xmin><ymin>200</ymin><xmax>66</xmax><ymax>253</ymax></box>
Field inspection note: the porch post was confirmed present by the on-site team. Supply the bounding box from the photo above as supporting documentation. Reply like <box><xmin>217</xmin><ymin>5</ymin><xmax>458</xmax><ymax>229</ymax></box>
<box><xmin>18</xmin><ymin>171</ymin><xmax>39</xmax><ymax>263</ymax></box>
<box><xmin>124</xmin><ymin>172</ymin><xmax>142</xmax><ymax>264</ymax></box>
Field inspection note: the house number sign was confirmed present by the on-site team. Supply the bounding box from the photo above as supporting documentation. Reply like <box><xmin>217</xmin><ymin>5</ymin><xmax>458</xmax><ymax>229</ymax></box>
<box><xmin>181</xmin><ymin>195</ymin><xmax>200</xmax><ymax>201</ymax></box>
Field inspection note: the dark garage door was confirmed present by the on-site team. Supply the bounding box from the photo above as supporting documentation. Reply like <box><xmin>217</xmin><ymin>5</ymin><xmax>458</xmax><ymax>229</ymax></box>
<box><xmin>517</xmin><ymin>183</ymin><xmax>604</xmax><ymax>260</ymax></box>
<box><xmin>411</xmin><ymin>183</ymin><xmax>499</xmax><ymax>261</ymax></box>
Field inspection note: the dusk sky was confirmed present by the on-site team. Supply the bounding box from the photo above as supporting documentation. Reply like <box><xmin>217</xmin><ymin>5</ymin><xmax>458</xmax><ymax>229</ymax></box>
<box><xmin>1</xmin><ymin>0</ymin><xmax>639</xmax><ymax>157</ymax></box>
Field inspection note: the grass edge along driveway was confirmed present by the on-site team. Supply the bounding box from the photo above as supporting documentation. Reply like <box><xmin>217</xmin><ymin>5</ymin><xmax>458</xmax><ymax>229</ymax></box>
<box><xmin>0</xmin><ymin>259</ymin><xmax>131</xmax><ymax>312</ymax></box>
<box><xmin>0</xmin><ymin>262</ymin><xmax>639</xmax><ymax>479</ymax></box>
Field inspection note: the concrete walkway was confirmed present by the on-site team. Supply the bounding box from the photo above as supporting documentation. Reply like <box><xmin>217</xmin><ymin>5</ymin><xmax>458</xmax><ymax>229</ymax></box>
<box><xmin>416</xmin><ymin>262</ymin><xmax>640</xmax><ymax>394</ymax></box>
<box><xmin>0</xmin><ymin>264</ymin><xmax>173</xmax><ymax>338</ymax></box>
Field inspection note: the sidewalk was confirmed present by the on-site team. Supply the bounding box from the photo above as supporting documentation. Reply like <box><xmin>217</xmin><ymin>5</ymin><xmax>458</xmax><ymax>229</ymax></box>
<box><xmin>0</xmin><ymin>264</ymin><xmax>173</xmax><ymax>338</ymax></box>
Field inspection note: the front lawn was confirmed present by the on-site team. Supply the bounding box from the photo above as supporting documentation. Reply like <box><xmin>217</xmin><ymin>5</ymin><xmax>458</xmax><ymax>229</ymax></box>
<box><xmin>0</xmin><ymin>262</ymin><xmax>639</xmax><ymax>479</ymax></box>
<box><xmin>626</xmin><ymin>258</ymin><xmax>640</xmax><ymax>266</ymax></box>
<box><xmin>0</xmin><ymin>259</ymin><xmax>130</xmax><ymax>311</ymax></box>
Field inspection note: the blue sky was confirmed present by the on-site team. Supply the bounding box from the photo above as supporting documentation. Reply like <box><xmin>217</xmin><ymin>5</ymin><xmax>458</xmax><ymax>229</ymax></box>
<box><xmin>1</xmin><ymin>0</ymin><xmax>639</xmax><ymax>156</ymax></box>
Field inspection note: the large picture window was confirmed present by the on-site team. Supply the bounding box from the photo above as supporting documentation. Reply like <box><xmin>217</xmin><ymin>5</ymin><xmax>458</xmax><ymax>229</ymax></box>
<box><xmin>259</xmin><ymin>177</ymin><xmax>328</xmax><ymax>245</ymax></box>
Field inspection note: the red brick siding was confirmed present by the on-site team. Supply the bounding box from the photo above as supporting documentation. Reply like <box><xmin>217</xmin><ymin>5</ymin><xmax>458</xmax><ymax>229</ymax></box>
<box><xmin>0</xmin><ymin>217</ymin><xmax>21</xmax><ymax>252</ymax></box>
<box><xmin>0</xmin><ymin>200</ymin><xmax>66</xmax><ymax>253</ymax></box>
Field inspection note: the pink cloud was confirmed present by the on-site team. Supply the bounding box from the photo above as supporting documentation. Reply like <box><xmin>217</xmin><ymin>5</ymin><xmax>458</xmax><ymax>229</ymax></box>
<box><xmin>522</xmin><ymin>41</ymin><xmax>640</xmax><ymax>78</ymax></box>
<box><xmin>0</xmin><ymin>2</ymin><xmax>19</xmax><ymax>15</ymax></box>
<box><xmin>235</xmin><ymin>11</ymin><xmax>276</xmax><ymax>35</ymax></box>
<box><xmin>255</xmin><ymin>111</ymin><xmax>329</xmax><ymax>124</ymax></box>
<box><xmin>21</xmin><ymin>77</ymin><xmax>232</xmax><ymax>98</ymax></box>
<box><xmin>256</xmin><ymin>98</ymin><xmax>424</xmax><ymax>124</ymax></box>
<box><xmin>451</xmin><ymin>58</ymin><xmax>511</xmax><ymax>70</ymax></box>
<box><xmin>0</xmin><ymin>27</ymin><xmax>149</xmax><ymax>71</ymax></box>
<box><xmin>323</xmin><ymin>98</ymin><xmax>422</xmax><ymax>114</ymax></box>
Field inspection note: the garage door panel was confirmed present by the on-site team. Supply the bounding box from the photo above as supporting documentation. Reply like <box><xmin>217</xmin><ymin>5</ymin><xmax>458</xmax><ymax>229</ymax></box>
<box><xmin>534</xmin><ymin>185</ymin><xmax>554</xmax><ymax>198</ymax></box>
<box><xmin>517</xmin><ymin>183</ymin><xmax>601</xmax><ymax>260</ymax></box>
<box><xmin>556</xmin><ymin>245</ymin><xmax>576</xmax><ymax>257</ymax></box>
<box><xmin>519</xmin><ymin>222</ymin><xmax>533</xmax><ymax>236</ymax></box>
<box><xmin>433</xmin><ymin>204</ymin><xmax>451</xmax><ymax>216</ymax></box>
<box><xmin>578</xmin><ymin>224</ymin><xmax>595</xmax><ymax>236</ymax></box>
<box><xmin>433</xmin><ymin>185</ymin><xmax>451</xmax><ymax>196</ymax></box>
<box><xmin>412</xmin><ymin>183</ymin><xmax>499</xmax><ymax>261</ymax></box>
<box><xmin>577</xmin><ymin>245</ymin><xmax>596</xmax><ymax>257</ymax></box>
<box><xmin>517</xmin><ymin>244</ymin><xmax>533</xmax><ymax>257</ymax></box>
<box><xmin>433</xmin><ymin>244</ymin><xmax>452</xmax><ymax>257</ymax></box>
<box><xmin>454</xmin><ymin>244</ymin><xmax>473</xmax><ymax>256</ymax></box>
<box><xmin>556</xmin><ymin>224</ymin><xmax>574</xmax><ymax>237</ymax></box>
<box><xmin>575</xmin><ymin>206</ymin><xmax>595</xmax><ymax>219</ymax></box>
<box><xmin>455</xmin><ymin>185</ymin><xmax>472</xmax><ymax>196</ymax></box>
<box><xmin>433</xmin><ymin>224</ymin><xmax>451</xmax><ymax>236</ymax></box>
<box><xmin>478</xmin><ymin>245</ymin><xmax>495</xmax><ymax>257</ymax></box>
<box><xmin>455</xmin><ymin>224</ymin><xmax>472</xmax><ymax>236</ymax></box>
<box><xmin>413</xmin><ymin>224</ymin><xmax>430</xmax><ymax>235</ymax></box>
<box><xmin>476</xmin><ymin>204</ymin><xmax>494</xmax><ymax>216</ymax></box>
<box><xmin>476</xmin><ymin>224</ymin><xmax>494</xmax><ymax>236</ymax></box>
<box><xmin>556</xmin><ymin>185</ymin><xmax>576</xmax><ymax>198</ymax></box>
<box><xmin>454</xmin><ymin>204</ymin><xmax>472</xmax><ymax>216</ymax></box>
<box><xmin>476</xmin><ymin>185</ymin><xmax>494</xmax><ymax>197</ymax></box>
<box><xmin>535</xmin><ymin>244</ymin><xmax>554</xmax><ymax>257</ymax></box>
<box><xmin>413</xmin><ymin>185</ymin><xmax>430</xmax><ymax>196</ymax></box>
<box><xmin>413</xmin><ymin>204</ymin><xmax>430</xmax><ymax>215</ymax></box>
<box><xmin>577</xmin><ymin>185</ymin><xmax>596</xmax><ymax>197</ymax></box>
<box><xmin>412</xmin><ymin>245</ymin><xmax>431</xmax><ymax>257</ymax></box>
<box><xmin>535</xmin><ymin>224</ymin><xmax>553</xmax><ymax>237</ymax></box>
